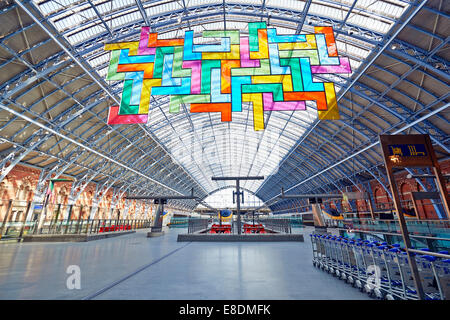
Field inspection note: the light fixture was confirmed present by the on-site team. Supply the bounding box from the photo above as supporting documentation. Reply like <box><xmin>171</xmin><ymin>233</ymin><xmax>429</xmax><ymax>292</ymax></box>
<box><xmin>389</xmin><ymin>155</ymin><xmax>401</xmax><ymax>164</ymax></box>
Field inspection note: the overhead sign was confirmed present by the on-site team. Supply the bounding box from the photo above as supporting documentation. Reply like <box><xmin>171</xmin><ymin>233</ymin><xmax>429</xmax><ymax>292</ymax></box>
<box><xmin>379</xmin><ymin>135</ymin><xmax>434</xmax><ymax>167</ymax></box>
<box><xmin>104</xmin><ymin>23</ymin><xmax>351</xmax><ymax>130</ymax></box>
<box><xmin>388</xmin><ymin>144</ymin><xmax>427</xmax><ymax>157</ymax></box>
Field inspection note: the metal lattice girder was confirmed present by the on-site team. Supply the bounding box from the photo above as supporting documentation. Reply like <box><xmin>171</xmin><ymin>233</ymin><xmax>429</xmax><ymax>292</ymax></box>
<box><xmin>0</xmin><ymin>129</ymin><xmax>49</xmax><ymax>183</ymax></box>
<box><xmin>3</xmin><ymin>3</ymin><xmax>207</xmax><ymax>205</ymax></box>
<box><xmin>41</xmin><ymin>2</ymin><xmax>390</xmax><ymax>46</ymax></box>
<box><xmin>258</xmin><ymin>129</ymin><xmax>380</xmax><ymax>197</ymax></box>
<box><xmin>2</xmin><ymin>0</ymin><xmax>447</xmax><ymax>214</ymax></box>
<box><xmin>405</xmin><ymin>167</ymin><xmax>446</xmax><ymax>219</ymax></box>
<box><xmin>134</xmin><ymin>200</ymin><xmax>142</xmax><ymax>218</ymax></box>
<box><xmin>88</xmin><ymin>177</ymin><xmax>120</xmax><ymax>219</ymax></box>
<box><xmin>107</xmin><ymin>186</ymin><xmax>126</xmax><ymax>218</ymax></box>
<box><xmin>122</xmin><ymin>198</ymin><xmax>132</xmax><ymax>218</ymax></box>
<box><xmin>24</xmin><ymin>168</ymin><xmax>47</xmax><ymax>221</ymax></box>
<box><xmin>258</xmin><ymin>92</ymin><xmax>448</xmax><ymax>201</ymax></box>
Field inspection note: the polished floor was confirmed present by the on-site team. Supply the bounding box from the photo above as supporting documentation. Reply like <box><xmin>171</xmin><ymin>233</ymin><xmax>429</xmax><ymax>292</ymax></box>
<box><xmin>0</xmin><ymin>227</ymin><xmax>370</xmax><ymax>300</ymax></box>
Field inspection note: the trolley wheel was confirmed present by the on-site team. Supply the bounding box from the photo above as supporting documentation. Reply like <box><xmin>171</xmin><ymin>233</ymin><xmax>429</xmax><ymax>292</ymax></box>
<box><xmin>374</xmin><ymin>288</ymin><xmax>385</xmax><ymax>300</ymax></box>
<box><xmin>385</xmin><ymin>294</ymin><xmax>395</xmax><ymax>300</ymax></box>
<box><xmin>364</xmin><ymin>284</ymin><xmax>374</xmax><ymax>295</ymax></box>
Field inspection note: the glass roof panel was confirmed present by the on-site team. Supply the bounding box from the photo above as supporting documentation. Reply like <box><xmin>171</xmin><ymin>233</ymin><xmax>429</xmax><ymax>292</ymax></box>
<box><xmin>199</xmin><ymin>188</ymin><xmax>265</xmax><ymax>209</ymax></box>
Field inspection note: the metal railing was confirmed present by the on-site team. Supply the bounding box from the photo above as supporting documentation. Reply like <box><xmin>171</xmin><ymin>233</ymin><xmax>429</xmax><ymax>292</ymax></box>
<box><xmin>187</xmin><ymin>218</ymin><xmax>209</xmax><ymax>234</ymax></box>
<box><xmin>0</xmin><ymin>218</ymin><xmax>151</xmax><ymax>239</ymax></box>
<box><xmin>258</xmin><ymin>218</ymin><xmax>292</xmax><ymax>234</ymax></box>
<box><xmin>326</xmin><ymin>218</ymin><xmax>450</xmax><ymax>237</ymax></box>
<box><xmin>0</xmin><ymin>199</ymin><xmax>153</xmax><ymax>240</ymax></box>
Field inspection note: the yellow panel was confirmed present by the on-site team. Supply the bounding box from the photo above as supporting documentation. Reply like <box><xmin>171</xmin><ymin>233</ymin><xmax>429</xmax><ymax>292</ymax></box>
<box><xmin>251</xmin><ymin>75</ymin><xmax>293</xmax><ymax>92</ymax></box>
<box><xmin>104</xmin><ymin>42</ymin><xmax>139</xmax><ymax>55</ymax></box>
<box><xmin>318</xmin><ymin>82</ymin><xmax>340</xmax><ymax>120</ymax></box>
<box><xmin>139</xmin><ymin>79</ymin><xmax>162</xmax><ymax>114</ymax></box>
<box><xmin>277</xmin><ymin>35</ymin><xmax>317</xmax><ymax>50</ymax></box>
<box><xmin>242</xmin><ymin>93</ymin><xmax>264</xmax><ymax>130</ymax></box>
<box><xmin>249</xmin><ymin>29</ymin><xmax>269</xmax><ymax>60</ymax></box>
<box><xmin>202</xmin><ymin>45</ymin><xmax>240</xmax><ymax>60</ymax></box>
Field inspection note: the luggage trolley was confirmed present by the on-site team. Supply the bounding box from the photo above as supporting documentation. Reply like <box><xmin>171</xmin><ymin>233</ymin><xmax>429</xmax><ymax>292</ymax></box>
<box><xmin>309</xmin><ymin>232</ymin><xmax>450</xmax><ymax>300</ymax></box>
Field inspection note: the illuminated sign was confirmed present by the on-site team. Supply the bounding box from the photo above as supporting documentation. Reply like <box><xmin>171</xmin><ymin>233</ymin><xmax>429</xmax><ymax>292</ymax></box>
<box><xmin>388</xmin><ymin>144</ymin><xmax>428</xmax><ymax>157</ymax></box>
<box><xmin>104</xmin><ymin>23</ymin><xmax>351</xmax><ymax>130</ymax></box>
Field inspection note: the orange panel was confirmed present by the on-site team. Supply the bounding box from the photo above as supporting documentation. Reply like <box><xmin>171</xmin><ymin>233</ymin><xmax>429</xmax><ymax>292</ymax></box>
<box><xmin>221</xmin><ymin>60</ymin><xmax>241</xmax><ymax>94</ymax></box>
<box><xmin>148</xmin><ymin>33</ymin><xmax>184</xmax><ymax>47</ymax></box>
<box><xmin>190</xmin><ymin>103</ymin><xmax>232</xmax><ymax>121</ymax></box>
<box><xmin>284</xmin><ymin>91</ymin><xmax>327</xmax><ymax>110</ymax></box>
<box><xmin>314</xmin><ymin>26</ymin><xmax>338</xmax><ymax>57</ymax></box>
<box><xmin>116</xmin><ymin>63</ymin><xmax>154</xmax><ymax>78</ymax></box>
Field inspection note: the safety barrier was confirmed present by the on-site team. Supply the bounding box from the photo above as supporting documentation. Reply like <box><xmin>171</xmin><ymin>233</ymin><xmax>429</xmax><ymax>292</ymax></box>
<box><xmin>0</xmin><ymin>219</ymin><xmax>151</xmax><ymax>240</ymax></box>
<box><xmin>260</xmin><ymin>218</ymin><xmax>292</xmax><ymax>234</ymax></box>
<box><xmin>310</xmin><ymin>233</ymin><xmax>450</xmax><ymax>300</ymax></box>
<box><xmin>187</xmin><ymin>218</ymin><xmax>209</xmax><ymax>234</ymax></box>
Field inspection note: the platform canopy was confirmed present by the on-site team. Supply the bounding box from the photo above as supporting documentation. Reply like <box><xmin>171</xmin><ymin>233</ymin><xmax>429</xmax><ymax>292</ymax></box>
<box><xmin>0</xmin><ymin>0</ymin><xmax>448</xmax><ymax>212</ymax></box>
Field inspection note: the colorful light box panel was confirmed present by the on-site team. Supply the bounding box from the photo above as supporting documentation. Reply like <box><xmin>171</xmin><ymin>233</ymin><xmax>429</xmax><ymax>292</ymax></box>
<box><xmin>105</xmin><ymin>23</ymin><xmax>351</xmax><ymax>130</ymax></box>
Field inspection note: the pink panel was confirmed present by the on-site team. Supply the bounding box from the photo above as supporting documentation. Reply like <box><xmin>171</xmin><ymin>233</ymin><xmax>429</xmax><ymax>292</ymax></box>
<box><xmin>182</xmin><ymin>60</ymin><xmax>202</xmax><ymax>94</ymax></box>
<box><xmin>138</xmin><ymin>26</ymin><xmax>156</xmax><ymax>55</ymax></box>
<box><xmin>310</xmin><ymin>57</ymin><xmax>351</xmax><ymax>74</ymax></box>
<box><xmin>263</xmin><ymin>93</ymin><xmax>306</xmax><ymax>111</ymax></box>
<box><xmin>240</xmin><ymin>37</ymin><xmax>260</xmax><ymax>68</ymax></box>
<box><xmin>107</xmin><ymin>106</ymin><xmax>148</xmax><ymax>125</ymax></box>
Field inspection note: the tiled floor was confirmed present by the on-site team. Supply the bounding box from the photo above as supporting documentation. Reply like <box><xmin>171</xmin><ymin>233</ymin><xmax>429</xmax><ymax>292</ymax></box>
<box><xmin>0</xmin><ymin>227</ymin><xmax>370</xmax><ymax>300</ymax></box>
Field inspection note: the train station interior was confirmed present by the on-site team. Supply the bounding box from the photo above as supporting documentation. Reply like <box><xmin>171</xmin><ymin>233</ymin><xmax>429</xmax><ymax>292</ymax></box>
<box><xmin>0</xmin><ymin>0</ymin><xmax>449</xmax><ymax>303</ymax></box>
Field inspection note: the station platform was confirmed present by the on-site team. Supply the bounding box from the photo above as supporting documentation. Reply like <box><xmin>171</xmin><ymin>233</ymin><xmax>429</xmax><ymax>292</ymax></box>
<box><xmin>0</xmin><ymin>227</ymin><xmax>369</xmax><ymax>300</ymax></box>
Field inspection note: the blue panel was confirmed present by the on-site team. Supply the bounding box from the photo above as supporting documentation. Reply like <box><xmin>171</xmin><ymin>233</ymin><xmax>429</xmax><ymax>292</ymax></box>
<box><xmin>193</xmin><ymin>37</ymin><xmax>231</xmax><ymax>52</ymax></box>
<box><xmin>119</xmin><ymin>49</ymin><xmax>155</xmax><ymax>64</ymax></box>
<box><xmin>299</xmin><ymin>58</ymin><xmax>324</xmax><ymax>91</ymax></box>
<box><xmin>183</xmin><ymin>30</ymin><xmax>202</xmax><ymax>60</ymax></box>
<box><xmin>268</xmin><ymin>43</ymin><xmax>290</xmax><ymax>75</ymax></box>
<box><xmin>267</xmin><ymin>28</ymin><xmax>307</xmax><ymax>43</ymax></box>
<box><xmin>211</xmin><ymin>69</ymin><xmax>231</xmax><ymax>103</ymax></box>
<box><xmin>315</xmin><ymin>34</ymin><xmax>339</xmax><ymax>65</ymax></box>
<box><xmin>231</xmin><ymin>76</ymin><xmax>252</xmax><ymax>111</ymax></box>
<box><xmin>125</xmin><ymin>71</ymin><xmax>144</xmax><ymax>105</ymax></box>
<box><xmin>161</xmin><ymin>54</ymin><xmax>181</xmax><ymax>86</ymax></box>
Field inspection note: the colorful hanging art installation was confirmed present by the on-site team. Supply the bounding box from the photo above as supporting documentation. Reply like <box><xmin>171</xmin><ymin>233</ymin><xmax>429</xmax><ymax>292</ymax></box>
<box><xmin>105</xmin><ymin>22</ymin><xmax>351</xmax><ymax>130</ymax></box>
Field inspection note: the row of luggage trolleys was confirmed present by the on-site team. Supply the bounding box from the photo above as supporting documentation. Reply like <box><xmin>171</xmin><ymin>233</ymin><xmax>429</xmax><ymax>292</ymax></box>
<box><xmin>310</xmin><ymin>233</ymin><xmax>450</xmax><ymax>300</ymax></box>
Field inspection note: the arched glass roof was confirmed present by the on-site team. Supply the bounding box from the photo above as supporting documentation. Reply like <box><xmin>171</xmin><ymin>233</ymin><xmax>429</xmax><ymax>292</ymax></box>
<box><xmin>0</xmin><ymin>0</ymin><xmax>448</xmax><ymax>212</ymax></box>
<box><xmin>198</xmin><ymin>187</ymin><xmax>265</xmax><ymax>209</ymax></box>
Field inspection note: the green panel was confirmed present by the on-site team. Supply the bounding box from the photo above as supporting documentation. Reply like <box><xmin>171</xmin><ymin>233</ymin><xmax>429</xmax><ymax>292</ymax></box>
<box><xmin>172</xmin><ymin>46</ymin><xmax>191</xmax><ymax>78</ymax></box>
<box><xmin>242</xmin><ymin>83</ymin><xmax>284</xmax><ymax>101</ymax></box>
<box><xmin>203</xmin><ymin>30</ymin><xmax>240</xmax><ymax>44</ymax></box>
<box><xmin>118</xmin><ymin>79</ymin><xmax>140</xmax><ymax>115</ymax></box>
<box><xmin>153</xmin><ymin>46</ymin><xmax>175</xmax><ymax>78</ymax></box>
<box><xmin>248</xmin><ymin>22</ymin><xmax>267</xmax><ymax>52</ymax></box>
<box><xmin>169</xmin><ymin>95</ymin><xmax>211</xmax><ymax>113</ymax></box>
<box><xmin>201</xmin><ymin>60</ymin><xmax>221</xmax><ymax>94</ymax></box>
<box><xmin>278</xmin><ymin>49</ymin><xmax>320</xmax><ymax>65</ymax></box>
<box><xmin>230</xmin><ymin>59</ymin><xmax>270</xmax><ymax>76</ymax></box>
<box><xmin>106</xmin><ymin>50</ymin><xmax>125</xmax><ymax>81</ymax></box>
<box><xmin>280</xmin><ymin>58</ymin><xmax>303</xmax><ymax>92</ymax></box>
